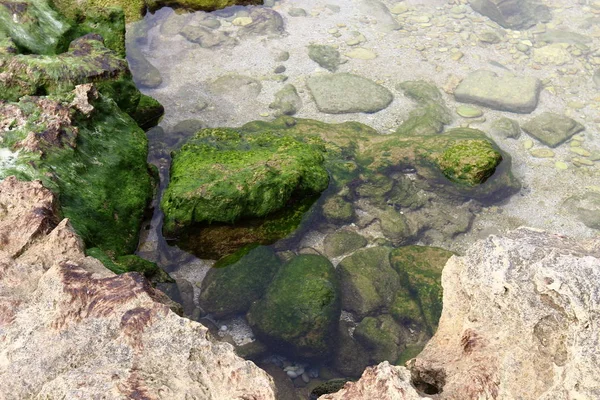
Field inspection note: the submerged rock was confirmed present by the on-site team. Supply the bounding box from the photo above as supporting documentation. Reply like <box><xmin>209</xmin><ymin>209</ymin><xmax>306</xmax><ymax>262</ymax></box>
<box><xmin>307</xmin><ymin>73</ymin><xmax>394</xmax><ymax>114</ymax></box>
<box><xmin>396</xmin><ymin>81</ymin><xmax>452</xmax><ymax>136</ymax></box>
<box><xmin>323</xmin><ymin>229</ymin><xmax>600</xmax><ymax>399</ymax></box>
<box><xmin>354</xmin><ymin>314</ymin><xmax>403</xmax><ymax>364</ymax></box>
<box><xmin>199</xmin><ymin>245</ymin><xmax>282</xmax><ymax>318</ymax></box>
<box><xmin>491</xmin><ymin>116</ymin><xmax>521</xmax><ymax>139</ymax></box>
<box><xmin>522</xmin><ymin>112</ymin><xmax>585</xmax><ymax>147</ymax></box>
<box><xmin>269</xmin><ymin>84</ymin><xmax>302</xmax><ymax>116</ymax></box>
<box><xmin>247</xmin><ymin>254</ymin><xmax>341</xmax><ymax>359</ymax></box>
<box><xmin>0</xmin><ymin>177</ymin><xmax>276</xmax><ymax>399</ymax></box>
<box><xmin>563</xmin><ymin>191</ymin><xmax>600</xmax><ymax>230</ymax></box>
<box><xmin>468</xmin><ymin>0</ymin><xmax>549</xmax><ymax>30</ymax></box>
<box><xmin>454</xmin><ymin>70</ymin><xmax>541</xmax><ymax>113</ymax></box>
<box><xmin>323</xmin><ymin>231</ymin><xmax>367</xmax><ymax>258</ymax></box>
<box><xmin>308</xmin><ymin>44</ymin><xmax>342</xmax><ymax>72</ymax></box>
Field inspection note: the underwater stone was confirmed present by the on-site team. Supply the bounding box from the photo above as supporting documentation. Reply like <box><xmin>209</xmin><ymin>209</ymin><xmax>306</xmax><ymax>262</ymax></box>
<box><xmin>563</xmin><ymin>192</ymin><xmax>600</xmax><ymax>230</ymax></box>
<box><xmin>522</xmin><ymin>112</ymin><xmax>585</xmax><ymax>148</ymax></box>
<box><xmin>395</xmin><ymin>81</ymin><xmax>452</xmax><ymax>136</ymax></box>
<box><xmin>468</xmin><ymin>0</ymin><xmax>547</xmax><ymax>30</ymax></box>
<box><xmin>354</xmin><ymin>315</ymin><xmax>403</xmax><ymax>364</ymax></box>
<box><xmin>323</xmin><ymin>231</ymin><xmax>367</xmax><ymax>258</ymax></box>
<box><xmin>269</xmin><ymin>84</ymin><xmax>302</xmax><ymax>116</ymax></box>
<box><xmin>247</xmin><ymin>254</ymin><xmax>340</xmax><ymax>359</ymax></box>
<box><xmin>307</xmin><ymin>73</ymin><xmax>393</xmax><ymax>114</ymax></box>
<box><xmin>308</xmin><ymin>44</ymin><xmax>342</xmax><ymax>72</ymax></box>
<box><xmin>454</xmin><ymin>70</ymin><xmax>542</xmax><ymax>113</ymax></box>
<box><xmin>491</xmin><ymin>117</ymin><xmax>521</xmax><ymax>139</ymax></box>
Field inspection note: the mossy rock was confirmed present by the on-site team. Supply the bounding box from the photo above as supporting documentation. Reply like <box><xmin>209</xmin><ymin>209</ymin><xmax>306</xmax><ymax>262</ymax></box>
<box><xmin>310</xmin><ymin>379</ymin><xmax>349</xmax><ymax>399</ymax></box>
<box><xmin>51</xmin><ymin>0</ymin><xmax>146</xmax><ymax>23</ymax></box>
<box><xmin>161</xmin><ymin>128</ymin><xmax>330</xmax><ymax>235</ymax></box>
<box><xmin>247</xmin><ymin>254</ymin><xmax>340</xmax><ymax>359</ymax></box>
<box><xmin>389</xmin><ymin>245</ymin><xmax>453</xmax><ymax>334</ymax></box>
<box><xmin>87</xmin><ymin>248</ymin><xmax>172</xmax><ymax>283</ymax></box>
<box><xmin>323</xmin><ymin>231</ymin><xmax>367</xmax><ymax>258</ymax></box>
<box><xmin>354</xmin><ymin>314</ymin><xmax>402</xmax><ymax>364</ymax></box>
<box><xmin>336</xmin><ymin>246</ymin><xmax>400</xmax><ymax>318</ymax></box>
<box><xmin>395</xmin><ymin>81</ymin><xmax>452</xmax><ymax>136</ymax></box>
<box><xmin>199</xmin><ymin>245</ymin><xmax>282</xmax><ymax>318</ymax></box>
<box><xmin>332</xmin><ymin>320</ymin><xmax>370</xmax><ymax>377</ymax></box>
<box><xmin>146</xmin><ymin>0</ymin><xmax>262</xmax><ymax>14</ymax></box>
<box><xmin>434</xmin><ymin>138</ymin><xmax>503</xmax><ymax>186</ymax></box>
<box><xmin>131</xmin><ymin>94</ymin><xmax>165</xmax><ymax>130</ymax></box>
<box><xmin>0</xmin><ymin>91</ymin><xmax>152</xmax><ymax>256</ymax></box>
<box><xmin>0</xmin><ymin>0</ymin><xmax>71</xmax><ymax>55</ymax></box>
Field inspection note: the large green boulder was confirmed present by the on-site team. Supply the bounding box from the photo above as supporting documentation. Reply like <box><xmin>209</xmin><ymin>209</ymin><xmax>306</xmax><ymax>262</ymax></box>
<box><xmin>51</xmin><ymin>0</ymin><xmax>146</xmax><ymax>23</ymax></box>
<box><xmin>389</xmin><ymin>245</ymin><xmax>453</xmax><ymax>334</ymax></box>
<box><xmin>247</xmin><ymin>254</ymin><xmax>340</xmax><ymax>359</ymax></box>
<box><xmin>199</xmin><ymin>245</ymin><xmax>282</xmax><ymax>318</ymax></box>
<box><xmin>0</xmin><ymin>88</ymin><xmax>152</xmax><ymax>256</ymax></box>
<box><xmin>161</xmin><ymin>128</ymin><xmax>329</xmax><ymax>235</ymax></box>
<box><xmin>336</xmin><ymin>246</ymin><xmax>400</xmax><ymax>318</ymax></box>
<box><xmin>354</xmin><ymin>314</ymin><xmax>403</xmax><ymax>364</ymax></box>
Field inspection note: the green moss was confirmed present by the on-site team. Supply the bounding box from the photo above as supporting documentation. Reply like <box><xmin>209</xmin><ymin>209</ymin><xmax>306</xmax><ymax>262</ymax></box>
<box><xmin>86</xmin><ymin>248</ymin><xmax>171</xmax><ymax>283</ymax></box>
<box><xmin>0</xmin><ymin>0</ymin><xmax>71</xmax><ymax>55</ymax></box>
<box><xmin>395</xmin><ymin>81</ymin><xmax>452</xmax><ymax>136</ymax></box>
<box><xmin>51</xmin><ymin>0</ymin><xmax>146</xmax><ymax>23</ymax></box>
<box><xmin>310</xmin><ymin>379</ymin><xmax>350</xmax><ymax>398</ymax></box>
<box><xmin>389</xmin><ymin>245</ymin><xmax>454</xmax><ymax>334</ymax></box>
<box><xmin>321</xmin><ymin>195</ymin><xmax>355</xmax><ymax>224</ymax></box>
<box><xmin>199</xmin><ymin>246</ymin><xmax>282</xmax><ymax>318</ymax></box>
<box><xmin>247</xmin><ymin>254</ymin><xmax>340</xmax><ymax>359</ymax></box>
<box><xmin>161</xmin><ymin>128</ymin><xmax>330</xmax><ymax>235</ymax></box>
<box><xmin>323</xmin><ymin>231</ymin><xmax>367</xmax><ymax>258</ymax></box>
<box><xmin>62</xmin><ymin>6</ymin><xmax>127</xmax><ymax>57</ymax></box>
<box><xmin>0</xmin><ymin>93</ymin><xmax>152</xmax><ymax>256</ymax></box>
<box><xmin>396</xmin><ymin>343</ymin><xmax>425</xmax><ymax>365</ymax></box>
<box><xmin>354</xmin><ymin>314</ymin><xmax>402</xmax><ymax>363</ymax></box>
<box><xmin>130</xmin><ymin>94</ymin><xmax>164</xmax><ymax>130</ymax></box>
<box><xmin>146</xmin><ymin>0</ymin><xmax>261</xmax><ymax>14</ymax></box>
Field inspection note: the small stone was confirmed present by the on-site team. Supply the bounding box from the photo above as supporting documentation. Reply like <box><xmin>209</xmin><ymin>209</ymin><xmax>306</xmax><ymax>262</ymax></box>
<box><xmin>288</xmin><ymin>8</ymin><xmax>307</xmax><ymax>17</ymax></box>
<box><xmin>259</xmin><ymin>112</ymin><xmax>269</xmax><ymax>117</ymax></box>
<box><xmin>274</xmin><ymin>65</ymin><xmax>286</xmax><ymax>74</ymax></box>
<box><xmin>516</xmin><ymin>43</ymin><xmax>529</xmax><ymax>52</ymax></box>
<box><xmin>328</xmin><ymin>28</ymin><xmax>339</xmax><ymax>34</ymax></box>
<box><xmin>451</xmin><ymin>51</ymin><xmax>464</xmax><ymax>61</ymax></box>
<box><xmin>232</xmin><ymin>17</ymin><xmax>253</xmax><ymax>26</ymax></box>
<box><xmin>570</xmin><ymin>147</ymin><xmax>592</xmax><ymax>157</ymax></box>
<box><xmin>275</xmin><ymin>51</ymin><xmax>290</xmax><ymax>62</ymax></box>
<box><xmin>570</xmin><ymin>140</ymin><xmax>582</xmax><ymax>147</ymax></box>
<box><xmin>456</xmin><ymin>105</ymin><xmax>483</xmax><ymax>118</ymax></box>
<box><xmin>491</xmin><ymin>117</ymin><xmax>521</xmax><ymax>139</ymax></box>
<box><xmin>287</xmin><ymin>370</ymin><xmax>298</xmax><ymax>379</ymax></box>
<box><xmin>410</xmin><ymin>15</ymin><xmax>430</xmax><ymax>23</ymax></box>
<box><xmin>533</xmin><ymin>44</ymin><xmax>572</xmax><ymax>65</ymax></box>
<box><xmin>522</xmin><ymin>112</ymin><xmax>585</xmax><ymax>147</ymax></box>
<box><xmin>220</xmin><ymin>325</ymin><xmax>228</xmax><ymax>331</ymax></box>
<box><xmin>345</xmin><ymin>48</ymin><xmax>377</xmax><ymax>60</ymax></box>
<box><xmin>530</xmin><ymin>148</ymin><xmax>555</xmax><ymax>158</ymax></box>
<box><xmin>390</xmin><ymin>3</ymin><xmax>408</xmax><ymax>14</ymax></box>
<box><xmin>301</xmin><ymin>372</ymin><xmax>310</xmax><ymax>383</ymax></box>
<box><xmin>524</xmin><ymin>139</ymin><xmax>534</xmax><ymax>149</ymax></box>
<box><xmin>308</xmin><ymin>44</ymin><xmax>341</xmax><ymax>72</ymax></box>
<box><xmin>555</xmin><ymin>161</ymin><xmax>569</xmax><ymax>170</ymax></box>
<box><xmin>479</xmin><ymin>31</ymin><xmax>502</xmax><ymax>44</ymax></box>
<box><xmin>573</xmin><ymin>157</ymin><xmax>595</xmax><ymax>166</ymax></box>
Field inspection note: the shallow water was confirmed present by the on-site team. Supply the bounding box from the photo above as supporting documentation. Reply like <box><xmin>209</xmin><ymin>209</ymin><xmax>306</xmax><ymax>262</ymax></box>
<box><xmin>127</xmin><ymin>0</ymin><xmax>600</xmax><ymax>395</ymax></box>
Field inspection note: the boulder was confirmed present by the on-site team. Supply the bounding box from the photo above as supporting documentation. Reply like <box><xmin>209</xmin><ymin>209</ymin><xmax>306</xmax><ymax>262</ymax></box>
<box><xmin>247</xmin><ymin>254</ymin><xmax>341</xmax><ymax>359</ymax></box>
<box><xmin>522</xmin><ymin>112</ymin><xmax>585</xmax><ymax>147</ymax></box>
<box><xmin>468</xmin><ymin>0</ymin><xmax>549</xmax><ymax>30</ymax></box>
<box><xmin>307</xmin><ymin>73</ymin><xmax>394</xmax><ymax>114</ymax></box>
<box><xmin>454</xmin><ymin>70</ymin><xmax>542</xmax><ymax>113</ymax></box>
<box><xmin>323</xmin><ymin>231</ymin><xmax>367</xmax><ymax>258</ymax></box>
<box><xmin>0</xmin><ymin>177</ymin><xmax>276</xmax><ymax>399</ymax></box>
<box><xmin>354</xmin><ymin>314</ymin><xmax>403</xmax><ymax>364</ymax></box>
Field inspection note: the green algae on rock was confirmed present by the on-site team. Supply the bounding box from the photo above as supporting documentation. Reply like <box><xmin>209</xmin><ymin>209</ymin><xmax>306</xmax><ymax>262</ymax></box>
<box><xmin>199</xmin><ymin>245</ymin><xmax>282</xmax><ymax>318</ymax></box>
<box><xmin>323</xmin><ymin>230</ymin><xmax>367</xmax><ymax>258</ymax></box>
<box><xmin>86</xmin><ymin>247</ymin><xmax>172</xmax><ymax>283</ymax></box>
<box><xmin>354</xmin><ymin>314</ymin><xmax>403</xmax><ymax>364</ymax></box>
<box><xmin>435</xmin><ymin>138</ymin><xmax>503</xmax><ymax>186</ymax></box>
<box><xmin>390</xmin><ymin>245</ymin><xmax>453</xmax><ymax>334</ymax></box>
<box><xmin>0</xmin><ymin>87</ymin><xmax>152</xmax><ymax>256</ymax></box>
<box><xmin>395</xmin><ymin>81</ymin><xmax>452</xmax><ymax>136</ymax></box>
<box><xmin>247</xmin><ymin>254</ymin><xmax>340</xmax><ymax>359</ymax></box>
<box><xmin>161</xmin><ymin>128</ymin><xmax>329</xmax><ymax>235</ymax></box>
<box><xmin>130</xmin><ymin>94</ymin><xmax>165</xmax><ymax>130</ymax></box>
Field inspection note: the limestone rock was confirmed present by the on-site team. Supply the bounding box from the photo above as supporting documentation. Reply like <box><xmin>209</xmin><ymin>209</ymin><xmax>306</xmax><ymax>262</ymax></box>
<box><xmin>325</xmin><ymin>228</ymin><xmax>600</xmax><ymax>399</ymax></box>
<box><xmin>454</xmin><ymin>70</ymin><xmax>541</xmax><ymax>113</ymax></box>
<box><xmin>307</xmin><ymin>73</ymin><xmax>393</xmax><ymax>114</ymax></box>
<box><xmin>522</xmin><ymin>112</ymin><xmax>585</xmax><ymax>147</ymax></box>
<box><xmin>0</xmin><ymin>177</ymin><xmax>276</xmax><ymax>399</ymax></box>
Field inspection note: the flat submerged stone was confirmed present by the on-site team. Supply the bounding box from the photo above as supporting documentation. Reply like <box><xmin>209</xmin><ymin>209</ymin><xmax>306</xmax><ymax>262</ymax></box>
<box><xmin>522</xmin><ymin>112</ymin><xmax>585</xmax><ymax>148</ymax></box>
<box><xmin>307</xmin><ymin>73</ymin><xmax>393</xmax><ymax>114</ymax></box>
<box><xmin>454</xmin><ymin>70</ymin><xmax>541</xmax><ymax>113</ymax></box>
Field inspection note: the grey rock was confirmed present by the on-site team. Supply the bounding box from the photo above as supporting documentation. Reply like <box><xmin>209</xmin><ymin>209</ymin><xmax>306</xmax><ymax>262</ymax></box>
<box><xmin>357</xmin><ymin>0</ymin><xmax>401</xmax><ymax>32</ymax></box>
<box><xmin>288</xmin><ymin>8</ymin><xmax>307</xmax><ymax>17</ymax></box>
<box><xmin>274</xmin><ymin>65</ymin><xmax>286</xmax><ymax>74</ymax></box>
<box><xmin>454</xmin><ymin>70</ymin><xmax>541</xmax><ymax>113</ymax></box>
<box><xmin>522</xmin><ymin>112</ymin><xmax>585</xmax><ymax>147</ymax></box>
<box><xmin>468</xmin><ymin>0</ymin><xmax>549</xmax><ymax>29</ymax></box>
<box><xmin>491</xmin><ymin>117</ymin><xmax>521</xmax><ymax>139</ymax></box>
<box><xmin>536</xmin><ymin>29</ymin><xmax>591</xmax><ymax>45</ymax></box>
<box><xmin>269</xmin><ymin>84</ymin><xmax>302</xmax><ymax>116</ymax></box>
<box><xmin>127</xmin><ymin>47</ymin><xmax>163</xmax><ymax>88</ymax></box>
<box><xmin>239</xmin><ymin>8</ymin><xmax>285</xmax><ymax>37</ymax></box>
<box><xmin>160</xmin><ymin>12</ymin><xmax>192</xmax><ymax>36</ymax></box>
<box><xmin>564</xmin><ymin>192</ymin><xmax>600</xmax><ymax>230</ymax></box>
<box><xmin>307</xmin><ymin>44</ymin><xmax>342</xmax><ymax>72</ymax></box>
<box><xmin>209</xmin><ymin>74</ymin><xmax>262</xmax><ymax>98</ymax></box>
<box><xmin>180</xmin><ymin>25</ymin><xmax>232</xmax><ymax>48</ymax></box>
<box><xmin>323</xmin><ymin>231</ymin><xmax>368</xmax><ymax>258</ymax></box>
<box><xmin>478</xmin><ymin>31</ymin><xmax>502</xmax><ymax>44</ymax></box>
<box><xmin>275</xmin><ymin>50</ymin><xmax>290</xmax><ymax>61</ymax></box>
<box><xmin>307</xmin><ymin>73</ymin><xmax>394</xmax><ymax>114</ymax></box>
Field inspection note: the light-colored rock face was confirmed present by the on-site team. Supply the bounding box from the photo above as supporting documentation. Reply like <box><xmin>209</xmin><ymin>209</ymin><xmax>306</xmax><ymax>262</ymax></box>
<box><xmin>322</xmin><ymin>228</ymin><xmax>600</xmax><ymax>400</ymax></box>
<box><xmin>0</xmin><ymin>177</ymin><xmax>276</xmax><ymax>400</ymax></box>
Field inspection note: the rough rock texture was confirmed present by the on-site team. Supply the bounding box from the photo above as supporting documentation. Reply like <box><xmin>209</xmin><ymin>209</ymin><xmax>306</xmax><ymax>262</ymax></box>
<box><xmin>522</xmin><ymin>112</ymin><xmax>585</xmax><ymax>147</ymax></box>
<box><xmin>0</xmin><ymin>177</ymin><xmax>276</xmax><ymax>399</ymax></box>
<box><xmin>454</xmin><ymin>70</ymin><xmax>542</xmax><ymax>113</ymax></box>
<box><xmin>468</xmin><ymin>0</ymin><xmax>550</xmax><ymax>30</ymax></box>
<box><xmin>321</xmin><ymin>228</ymin><xmax>600</xmax><ymax>399</ymax></box>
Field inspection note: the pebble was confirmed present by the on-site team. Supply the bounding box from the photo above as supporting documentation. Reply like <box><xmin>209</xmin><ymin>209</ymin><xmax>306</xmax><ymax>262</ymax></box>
<box><xmin>570</xmin><ymin>140</ymin><xmax>582</xmax><ymax>147</ymax></box>
<box><xmin>345</xmin><ymin>48</ymin><xmax>377</xmax><ymax>60</ymax></box>
<box><xmin>530</xmin><ymin>148</ymin><xmax>555</xmax><ymax>158</ymax></box>
<box><xmin>220</xmin><ymin>325</ymin><xmax>228</xmax><ymax>331</ymax></box>
<box><xmin>555</xmin><ymin>161</ymin><xmax>569</xmax><ymax>170</ymax></box>
<box><xmin>259</xmin><ymin>112</ymin><xmax>269</xmax><ymax>117</ymax></box>
<box><xmin>570</xmin><ymin>147</ymin><xmax>592</xmax><ymax>157</ymax></box>
<box><xmin>573</xmin><ymin>157</ymin><xmax>595</xmax><ymax>166</ymax></box>
<box><xmin>286</xmin><ymin>370</ymin><xmax>298</xmax><ymax>379</ymax></box>
<box><xmin>524</xmin><ymin>139</ymin><xmax>534</xmax><ymax>150</ymax></box>
<box><xmin>567</xmin><ymin>101</ymin><xmax>586</xmax><ymax>110</ymax></box>
<box><xmin>232</xmin><ymin>17</ymin><xmax>253</xmax><ymax>26</ymax></box>
<box><xmin>390</xmin><ymin>3</ymin><xmax>408</xmax><ymax>14</ymax></box>
<box><xmin>451</xmin><ymin>51</ymin><xmax>464</xmax><ymax>61</ymax></box>
<box><xmin>301</xmin><ymin>372</ymin><xmax>310</xmax><ymax>383</ymax></box>
<box><xmin>275</xmin><ymin>51</ymin><xmax>290</xmax><ymax>62</ymax></box>
<box><xmin>274</xmin><ymin>65</ymin><xmax>286</xmax><ymax>73</ymax></box>
<box><xmin>456</xmin><ymin>105</ymin><xmax>483</xmax><ymax>118</ymax></box>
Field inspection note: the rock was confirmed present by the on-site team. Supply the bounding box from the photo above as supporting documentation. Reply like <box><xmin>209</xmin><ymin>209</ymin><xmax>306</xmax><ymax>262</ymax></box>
<box><xmin>161</xmin><ymin>128</ymin><xmax>329</xmax><ymax>234</ymax></box>
<box><xmin>345</xmin><ymin>48</ymin><xmax>377</xmax><ymax>60</ymax></box>
<box><xmin>522</xmin><ymin>112</ymin><xmax>585</xmax><ymax>147</ymax></box>
<box><xmin>239</xmin><ymin>8</ymin><xmax>285</xmax><ymax>37</ymax></box>
<box><xmin>389</xmin><ymin>246</ymin><xmax>453</xmax><ymax>333</ymax></box>
<box><xmin>333</xmin><ymin>320</ymin><xmax>371</xmax><ymax>377</ymax></box>
<box><xmin>396</xmin><ymin>81</ymin><xmax>452</xmax><ymax>136</ymax></box>
<box><xmin>288</xmin><ymin>7</ymin><xmax>307</xmax><ymax>17</ymax></box>
<box><xmin>275</xmin><ymin>50</ymin><xmax>290</xmax><ymax>61</ymax></box>
<box><xmin>180</xmin><ymin>24</ymin><xmax>233</xmax><ymax>48</ymax></box>
<box><xmin>127</xmin><ymin>45</ymin><xmax>163</xmax><ymax>88</ymax></box>
<box><xmin>0</xmin><ymin>86</ymin><xmax>152</xmax><ymax>256</ymax></box>
<box><xmin>468</xmin><ymin>0</ymin><xmax>547</xmax><ymax>30</ymax></box>
<box><xmin>454</xmin><ymin>70</ymin><xmax>542</xmax><ymax>113</ymax></box>
<box><xmin>478</xmin><ymin>31</ymin><xmax>501</xmax><ymax>44</ymax></box>
<box><xmin>209</xmin><ymin>74</ymin><xmax>262</xmax><ymax>98</ymax></box>
<box><xmin>86</xmin><ymin>247</ymin><xmax>173</xmax><ymax>285</ymax></box>
<box><xmin>130</xmin><ymin>94</ymin><xmax>164</xmax><ymax>130</ymax></box>
<box><xmin>0</xmin><ymin>177</ymin><xmax>276</xmax><ymax>399</ymax></box>
<box><xmin>379</xmin><ymin>208</ymin><xmax>410</xmax><ymax>241</ymax></box>
<box><xmin>354</xmin><ymin>314</ymin><xmax>403</xmax><ymax>363</ymax></box>
<box><xmin>536</xmin><ymin>29</ymin><xmax>592</xmax><ymax>45</ymax></box>
<box><xmin>310</xmin><ymin>379</ymin><xmax>349</xmax><ymax>399</ymax></box>
<box><xmin>247</xmin><ymin>255</ymin><xmax>341</xmax><ymax>359</ymax></box>
<box><xmin>357</xmin><ymin>0</ymin><xmax>401</xmax><ymax>32</ymax></box>
<box><xmin>199</xmin><ymin>245</ymin><xmax>282</xmax><ymax>318</ymax></box>
<box><xmin>337</xmin><ymin>247</ymin><xmax>399</xmax><ymax>318</ymax></box>
<box><xmin>491</xmin><ymin>117</ymin><xmax>521</xmax><ymax>139</ymax></box>
<box><xmin>323</xmin><ymin>231</ymin><xmax>367</xmax><ymax>258</ymax></box>
<box><xmin>269</xmin><ymin>84</ymin><xmax>302</xmax><ymax>115</ymax></box>
<box><xmin>323</xmin><ymin>228</ymin><xmax>600</xmax><ymax>399</ymax></box>
<box><xmin>532</xmin><ymin>44</ymin><xmax>572</xmax><ymax>65</ymax></box>
<box><xmin>594</xmin><ymin>69</ymin><xmax>600</xmax><ymax>89</ymax></box>
<box><xmin>308</xmin><ymin>44</ymin><xmax>342</xmax><ymax>71</ymax></box>
<box><xmin>563</xmin><ymin>192</ymin><xmax>600</xmax><ymax>230</ymax></box>
<box><xmin>321</xmin><ymin>195</ymin><xmax>356</xmax><ymax>223</ymax></box>
<box><xmin>456</xmin><ymin>105</ymin><xmax>483</xmax><ymax>118</ymax></box>
<box><xmin>307</xmin><ymin>73</ymin><xmax>393</xmax><ymax>114</ymax></box>
<box><xmin>274</xmin><ymin>65</ymin><xmax>286</xmax><ymax>73</ymax></box>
